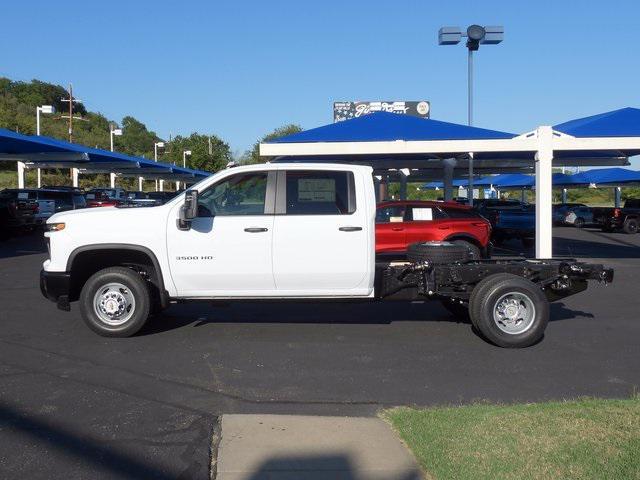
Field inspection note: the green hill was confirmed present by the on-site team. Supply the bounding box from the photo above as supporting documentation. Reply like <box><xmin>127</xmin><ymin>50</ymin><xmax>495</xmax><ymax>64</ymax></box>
<box><xmin>0</xmin><ymin>77</ymin><xmax>232</xmax><ymax>189</ymax></box>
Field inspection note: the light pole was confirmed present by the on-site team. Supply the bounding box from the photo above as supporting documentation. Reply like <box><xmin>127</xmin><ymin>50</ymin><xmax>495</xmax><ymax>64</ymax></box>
<box><xmin>438</xmin><ymin>25</ymin><xmax>504</xmax><ymax>206</ymax></box>
<box><xmin>109</xmin><ymin>126</ymin><xmax>123</xmax><ymax>188</ymax></box>
<box><xmin>180</xmin><ymin>150</ymin><xmax>192</xmax><ymax>190</ymax></box>
<box><xmin>154</xmin><ymin>141</ymin><xmax>165</xmax><ymax>192</ymax></box>
<box><xmin>35</xmin><ymin>105</ymin><xmax>55</xmax><ymax>188</ymax></box>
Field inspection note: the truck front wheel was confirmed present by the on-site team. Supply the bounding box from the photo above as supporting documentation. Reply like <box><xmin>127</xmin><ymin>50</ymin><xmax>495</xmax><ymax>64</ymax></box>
<box><xmin>469</xmin><ymin>273</ymin><xmax>549</xmax><ymax>348</ymax></box>
<box><xmin>79</xmin><ymin>267</ymin><xmax>151</xmax><ymax>337</ymax></box>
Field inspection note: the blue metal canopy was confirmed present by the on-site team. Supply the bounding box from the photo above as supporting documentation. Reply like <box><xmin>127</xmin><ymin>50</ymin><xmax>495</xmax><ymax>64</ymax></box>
<box><xmin>569</xmin><ymin>167</ymin><xmax>640</xmax><ymax>185</ymax></box>
<box><xmin>0</xmin><ymin>128</ymin><xmax>210</xmax><ymax>179</ymax></box>
<box><xmin>270</xmin><ymin>111</ymin><xmax>516</xmax><ymax>144</ymax></box>
<box><xmin>554</xmin><ymin>107</ymin><xmax>640</xmax><ymax>138</ymax></box>
<box><xmin>422</xmin><ymin>169</ymin><xmax>640</xmax><ymax>190</ymax></box>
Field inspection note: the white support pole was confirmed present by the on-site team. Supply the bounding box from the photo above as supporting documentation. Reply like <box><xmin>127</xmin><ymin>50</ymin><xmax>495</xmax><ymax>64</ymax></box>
<box><xmin>561</xmin><ymin>188</ymin><xmax>568</xmax><ymax>204</ymax></box>
<box><xmin>535</xmin><ymin>126</ymin><xmax>554</xmax><ymax>259</ymax></box>
<box><xmin>71</xmin><ymin>168</ymin><xmax>79</xmax><ymax>188</ymax></box>
<box><xmin>17</xmin><ymin>161</ymin><xmax>25</xmax><ymax>189</ymax></box>
<box><xmin>110</xmin><ymin>173</ymin><xmax>116</xmax><ymax>189</ymax></box>
<box><xmin>159</xmin><ymin>179</ymin><xmax>164</xmax><ymax>192</ymax></box>
<box><xmin>175</xmin><ymin>181</ymin><xmax>180</xmax><ymax>191</ymax></box>
<box><xmin>399</xmin><ymin>172</ymin><xmax>408</xmax><ymax>200</ymax></box>
<box><xmin>138</xmin><ymin>177</ymin><xmax>144</xmax><ymax>191</ymax></box>
<box><xmin>37</xmin><ymin>169</ymin><xmax>42</xmax><ymax>188</ymax></box>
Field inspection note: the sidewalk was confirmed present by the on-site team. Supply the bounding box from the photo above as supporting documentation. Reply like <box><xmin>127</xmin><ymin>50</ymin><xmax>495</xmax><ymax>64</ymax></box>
<box><xmin>215</xmin><ymin>414</ymin><xmax>423</xmax><ymax>480</ymax></box>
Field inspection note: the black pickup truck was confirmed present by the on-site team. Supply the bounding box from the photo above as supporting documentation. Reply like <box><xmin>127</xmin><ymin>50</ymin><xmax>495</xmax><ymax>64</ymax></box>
<box><xmin>592</xmin><ymin>199</ymin><xmax>640</xmax><ymax>234</ymax></box>
<box><xmin>0</xmin><ymin>189</ymin><xmax>38</xmax><ymax>240</ymax></box>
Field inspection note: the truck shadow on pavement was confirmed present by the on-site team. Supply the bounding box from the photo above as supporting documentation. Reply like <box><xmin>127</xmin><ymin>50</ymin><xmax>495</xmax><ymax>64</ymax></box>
<box><xmin>139</xmin><ymin>300</ymin><xmax>590</xmax><ymax>337</ymax></box>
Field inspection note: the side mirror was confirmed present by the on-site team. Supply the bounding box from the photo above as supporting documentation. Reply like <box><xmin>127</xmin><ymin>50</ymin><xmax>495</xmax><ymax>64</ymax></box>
<box><xmin>178</xmin><ymin>190</ymin><xmax>198</xmax><ymax>230</ymax></box>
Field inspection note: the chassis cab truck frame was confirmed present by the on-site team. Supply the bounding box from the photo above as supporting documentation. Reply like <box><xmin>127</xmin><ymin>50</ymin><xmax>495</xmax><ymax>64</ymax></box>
<box><xmin>40</xmin><ymin>163</ymin><xmax>613</xmax><ymax>348</ymax></box>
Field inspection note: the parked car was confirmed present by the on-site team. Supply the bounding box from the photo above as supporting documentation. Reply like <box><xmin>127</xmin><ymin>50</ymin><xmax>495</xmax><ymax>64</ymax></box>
<box><xmin>552</xmin><ymin>203</ymin><xmax>587</xmax><ymax>225</ymax></box>
<box><xmin>86</xmin><ymin>188</ymin><xmax>128</xmax><ymax>202</ymax></box>
<box><xmin>146</xmin><ymin>191</ymin><xmax>178</xmax><ymax>205</ymax></box>
<box><xmin>40</xmin><ymin>163</ymin><xmax>613</xmax><ymax>348</ymax></box>
<box><xmin>0</xmin><ymin>189</ymin><xmax>38</xmax><ymax>239</ymax></box>
<box><xmin>121</xmin><ymin>191</ymin><xmax>159</xmax><ymax>207</ymax></box>
<box><xmin>1</xmin><ymin>188</ymin><xmax>85</xmax><ymax>225</ymax></box>
<box><xmin>85</xmin><ymin>191</ymin><xmax>120</xmax><ymax>208</ymax></box>
<box><xmin>474</xmin><ymin>199</ymin><xmax>536</xmax><ymax>247</ymax></box>
<box><xmin>593</xmin><ymin>199</ymin><xmax>640</xmax><ymax>234</ymax></box>
<box><xmin>563</xmin><ymin>205</ymin><xmax>594</xmax><ymax>228</ymax></box>
<box><xmin>376</xmin><ymin>200</ymin><xmax>491</xmax><ymax>258</ymax></box>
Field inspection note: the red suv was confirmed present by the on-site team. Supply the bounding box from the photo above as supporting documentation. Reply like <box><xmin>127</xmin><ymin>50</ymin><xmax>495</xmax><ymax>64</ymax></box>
<box><xmin>376</xmin><ymin>200</ymin><xmax>492</xmax><ymax>258</ymax></box>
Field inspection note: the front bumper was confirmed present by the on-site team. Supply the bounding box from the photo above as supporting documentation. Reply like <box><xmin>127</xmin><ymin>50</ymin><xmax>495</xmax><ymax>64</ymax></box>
<box><xmin>40</xmin><ymin>270</ymin><xmax>71</xmax><ymax>311</ymax></box>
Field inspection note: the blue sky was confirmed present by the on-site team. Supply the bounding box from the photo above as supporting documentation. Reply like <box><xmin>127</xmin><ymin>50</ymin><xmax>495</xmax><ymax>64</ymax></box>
<box><xmin>2</xmin><ymin>0</ymin><xmax>639</xmax><ymax>165</ymax></box>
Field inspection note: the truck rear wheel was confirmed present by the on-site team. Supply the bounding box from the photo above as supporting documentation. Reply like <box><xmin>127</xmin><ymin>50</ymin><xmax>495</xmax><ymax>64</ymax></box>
<box><xmin>79</xmin><ymin>267</ymin><xmax>151</xmax><ymax>337</ymax></box>
<box><xmin>407</xmin><ymin>241</ymin><xmax>469</xmax><ymax>264</ymax></box>
<box><xmin>469</xmin><ymin>273</ymin><xmax>549</xmax><ymax>348</ymax></box>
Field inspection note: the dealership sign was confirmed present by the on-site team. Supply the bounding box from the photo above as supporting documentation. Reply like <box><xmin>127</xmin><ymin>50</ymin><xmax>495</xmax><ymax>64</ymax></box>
<box><xmin>333</xmin><ymin>101</ymin><xmax>430</xmax><ymax>123</ymax></box>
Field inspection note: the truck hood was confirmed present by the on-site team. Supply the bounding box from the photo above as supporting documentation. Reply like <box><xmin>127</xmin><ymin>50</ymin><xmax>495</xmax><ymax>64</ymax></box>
<box><xmin>48</xmin><ymin>205</ymin><xmax>165</xmax><ymax>225</ymax></box>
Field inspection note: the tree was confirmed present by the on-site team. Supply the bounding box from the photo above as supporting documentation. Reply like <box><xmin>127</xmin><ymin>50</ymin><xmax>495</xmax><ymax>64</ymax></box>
<box><xmin>162</xmin><ymin>133</ymin><xmax>231</xmax><ymax>173</ymax></box>
<box><xmin>242</xmin><ymin>124</ymin><xmax>302</xmax><ymax>164</ymax></box>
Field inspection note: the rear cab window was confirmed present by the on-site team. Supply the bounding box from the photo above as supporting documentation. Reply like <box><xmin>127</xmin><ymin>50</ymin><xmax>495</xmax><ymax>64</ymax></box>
<box><xmin>282</xmin><ymin>170</ymin><xmax>355</xmax><ymax>215</ymax></box>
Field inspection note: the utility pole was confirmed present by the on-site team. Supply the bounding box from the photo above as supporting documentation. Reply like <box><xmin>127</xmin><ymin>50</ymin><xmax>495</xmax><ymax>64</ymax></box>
<box><xmin>60</xmin><ymin>84</ymin><xmax>84</xmax><ymax>142</ymax></box>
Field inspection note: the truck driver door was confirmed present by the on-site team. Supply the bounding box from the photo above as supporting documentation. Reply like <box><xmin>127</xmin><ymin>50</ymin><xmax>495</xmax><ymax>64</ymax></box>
<box><xmin>166</xmin><ymin>171</ymin><xmax>276</xmax><ymax>296</ymax></box>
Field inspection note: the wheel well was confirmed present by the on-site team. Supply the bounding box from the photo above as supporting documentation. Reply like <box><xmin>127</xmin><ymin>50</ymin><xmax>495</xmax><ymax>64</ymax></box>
<box><xmin>445</xmin><ymin>235</ymin><xmax>482</xmax><ymax>250</ymax></box>
<box><xmin>68</xmin><ymin>247</ymin><xmax>163</xmax><ymax>303</ymax></box>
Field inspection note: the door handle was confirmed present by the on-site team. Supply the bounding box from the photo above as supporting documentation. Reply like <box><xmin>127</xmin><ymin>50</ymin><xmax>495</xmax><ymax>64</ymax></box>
<box><xmin>391</xmin><ymin>227</ymin><xmax>404</xmax><ymax>231</ymax></box>
<box><xmin>244</xmin><ymin>227</ymin><xmax>268</xmax><ymax>233</ymax></box>
<box><xmin>339</xmin><ymin>226</ymin><xmax>362</xmax><ymax>232</ymax></box>
<box><xmin>438</xmin><ymin>226</ymin><xmax>450</xmax><ymax>230</ymax></box>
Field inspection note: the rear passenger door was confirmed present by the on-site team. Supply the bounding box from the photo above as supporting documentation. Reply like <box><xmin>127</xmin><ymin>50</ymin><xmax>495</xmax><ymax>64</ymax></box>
<box><xmin>272</xmin><ymin>169</ymin><xmax>371</xmax><ymax>294</ymax></box>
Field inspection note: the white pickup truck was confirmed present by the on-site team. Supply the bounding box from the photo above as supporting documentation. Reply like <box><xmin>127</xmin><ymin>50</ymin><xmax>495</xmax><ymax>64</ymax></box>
<box><xmin>40</xmin><ymin>163</ymin><xmax>613</xmax><ymax>348</ymax></box>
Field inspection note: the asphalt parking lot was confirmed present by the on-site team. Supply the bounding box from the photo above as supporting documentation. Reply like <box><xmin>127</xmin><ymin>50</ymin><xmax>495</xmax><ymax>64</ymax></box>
<box><xmin>1</xmin><ymin>227</ymin><xmax>639</xmax><ymax>479</ymax></box>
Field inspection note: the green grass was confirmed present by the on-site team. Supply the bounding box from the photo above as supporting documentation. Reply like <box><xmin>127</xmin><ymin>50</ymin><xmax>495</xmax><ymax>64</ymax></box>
<box><xmin>384</xmin><ymin>398</ymin><xmax>640</xmax><ymax>480</ymax></box>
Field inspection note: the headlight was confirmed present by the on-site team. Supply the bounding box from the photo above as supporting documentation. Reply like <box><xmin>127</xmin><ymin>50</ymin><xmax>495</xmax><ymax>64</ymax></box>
<box><xmin>46</xmin><ymin>222</ymin><xmax>66</xmax><ymax>232</ymax></box>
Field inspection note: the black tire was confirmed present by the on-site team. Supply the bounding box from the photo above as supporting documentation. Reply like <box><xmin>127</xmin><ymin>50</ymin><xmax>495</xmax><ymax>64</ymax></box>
<box><xmin>450</xmin><ymin>239</ymin><xmax>482</xmax><ymax>260</ymax></box>
<box><xmin>574</xmin><ymin>217</ymin><xmax>585</xmax><ymax>228</ymax></box>
<box><xmin>79</xmin><ymin>266</ymin><xmax>151</xmax><ymax>337</ymax></box>
<box><xmin>623</xmin><ymin>218</ymin><xmax>638</xmax><ymax>234</ymax></box>
<box><xmin>469</xmin><ymin>273</ymin><xmax>549</xmax><ymax>348</ymax></box>
<box><xmin>407</xmin><ymin>241</ymin><xmax>469</xmax><ymax>264</ymax></box>
<box><xmin>440</xmin><ymin>299</ymin><xmax>471</xmax><ymax>323</ymax></box>
<box><xmin>521</xmin><ymin>237</ymin><xmax>535</xmax><ymax>248</ymax></box>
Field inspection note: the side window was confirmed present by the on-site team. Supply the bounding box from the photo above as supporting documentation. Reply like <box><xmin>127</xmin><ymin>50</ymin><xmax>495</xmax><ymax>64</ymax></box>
<box><xmin>444</xmin><ymin>208</ymin><xmax>480</xmax><ymax>219</ymax></box>
<box><xmin>284</xmin><ymin>171</ymin><xmax>355</xmax><ymax>215</ymax></box>
<box><xmin>376</xmin><ymin>206</ymin><xmax>406</xmax><ymax>223</ymax></box>
<box><xmin>406</xmin><ymin>206</ymin><xmax>446</xmax><ymax>221</ymax></box>
<box><xmin>197</xmin><ymin>172</ymin><xmax>268</xmax><ymax>217</ymax></box>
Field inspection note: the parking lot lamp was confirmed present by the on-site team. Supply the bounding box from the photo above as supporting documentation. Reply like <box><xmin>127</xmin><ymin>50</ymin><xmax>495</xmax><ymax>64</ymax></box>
<box><xmin>109</xmin><ymin>126</ymin><xmax>123</xmax><ymax>188</ymax></box>
<box><xmin>438</xmin><ymin>25</ymin><xmax>503</xmax><ymax>206</ymax></box>
<box><xmin>35</xmin><ymin>105</ymin><xmax>56</xmax><ymax>188</ymax></box>
<box><xmin>154</xmin><ymin>141</ymin><xmax>165</xmax><ymax>192</ymax></box>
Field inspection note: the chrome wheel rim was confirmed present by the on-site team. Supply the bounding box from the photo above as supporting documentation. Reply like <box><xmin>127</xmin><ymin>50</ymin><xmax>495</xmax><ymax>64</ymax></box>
<box><xmin>493</xmin><ymin>292</ymin><xmax>535</xmax><ymax>335</ymax></box>
<box><xmin>93</xmin><ymin>282</ymin><xmax>136</xmax><ymax>326</ymax></box>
